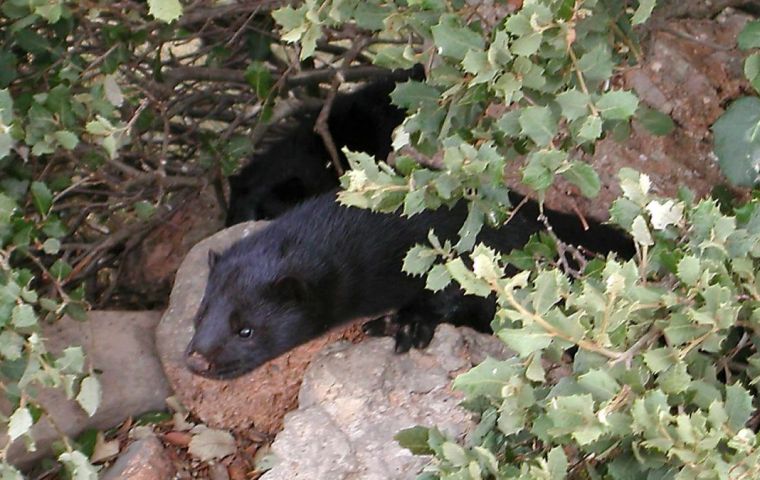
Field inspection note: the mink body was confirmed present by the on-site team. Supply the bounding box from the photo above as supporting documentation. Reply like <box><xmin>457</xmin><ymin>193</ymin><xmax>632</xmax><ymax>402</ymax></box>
<box><xmin>186</xmin><ymin>191</ymin><xmax>633</xmax><ymax>379</ymax></box>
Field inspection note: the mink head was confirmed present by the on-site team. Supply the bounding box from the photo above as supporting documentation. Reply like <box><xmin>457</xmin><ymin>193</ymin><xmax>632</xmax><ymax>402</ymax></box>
<box><xmin>184</xmin><ymin>246</ymin><xmax>328</xmax><ymax>379</ymax></box>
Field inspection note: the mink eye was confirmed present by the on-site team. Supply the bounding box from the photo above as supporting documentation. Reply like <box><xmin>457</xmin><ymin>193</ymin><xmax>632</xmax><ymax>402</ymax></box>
<box><xmin>238</xmin><ymin>327</ymin><xmax>254</xmax><ymax>338</ymax></box>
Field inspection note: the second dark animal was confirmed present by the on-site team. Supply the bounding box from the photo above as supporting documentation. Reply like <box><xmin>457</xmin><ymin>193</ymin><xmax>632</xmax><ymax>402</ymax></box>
<box><xmin>186</xmin><ymin>191</ymin><xmax>634</xmax><ymax>379</ymax></box>
<box><xmin>226</xmin><ymin>67</ymin><xmax>422</xmax><ymax>224</ymax></box>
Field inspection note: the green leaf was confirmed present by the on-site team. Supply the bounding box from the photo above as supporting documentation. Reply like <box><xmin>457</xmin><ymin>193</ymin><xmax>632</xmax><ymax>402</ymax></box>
<box><xmin>133</xmin><ymin>201</ymin><xmax>156</xmax><ymax>220</ymax></box>
<box><xmin>431</xmin><ymin>15</ymin><xmax>485</xmax><ymax>60</ymax></box>
<box><xmin>148</xmin><ymin>0</ymin><xmax>182</xmax><ymax>23</ymax></box>
<box><xmin>578</xmin><ymin>368</ymin><xmax>621</xmax><ymax>401</ymax></box>
<box><xmin>30</xmin><ymin>181</ymin><xmax>53</xmax><ymax>215</ymax></box>
<box><xmin>637</xmin><ymin>107</ymin><xmax>675</xmax><ymax>136</ymax></box>
<box><xmin>725</xmin><ymin>383</ymin><xmax>753</xmax><ymax>431</ymax></box>
<box><xmin>76</xmin><ymin>375</ymin><xmax>101</xmax><ymax>417</ymax></box>
<box><xmin>519</xmin><ymin>106</ymin><xmax>557</xmax><ymax>146</ymax></box>
<box><xmin>395</xmin><ymin>426</ymin><xmax>433</xmax><ymax>455</ymax></box>
<box><xmin>8</xmin><ymin>406</ymin><xmax>32</xmax><ymax>441</ymax></box>
<box><xmin>441</xmin><ymin>442</ymin><xmax>468</xmax><ymax>466</ymax></box>
<box><xmin>522</xmin><ymin>149</ymin><xmax>566</xmax><ymax>192</ymax></box>
<box><xmin>512</xmin><ymin>32</ymin><xmax>542</xmax><ymax>56</ymax></box>
<box><xmin>631</xmin><ymin>0</ymin><xmax>656</xmax><ymax>25</ymax></box>
<box><xmin>631</xmin><ymin>215</ymin><xmax>653</xmax><ymax>246</ymax></box>
<box><xmin>403</xmin><ymin>245</ymin><xmax>437</xmax><ymax>276</ymax></box>
<box><xmin>577</xmin><ymin>44</ymin><xmax>613</xmax><ymax>82</ymax></box>
<box><xmin>677</xmin><ymin>255</ymin><xmax>700</xmax><ymax>286</ymax></box>
<box><xmin>577</xmin><ymin>114</ymin><xmax>603</xmax><ymax>142</ymax></box>
<box><xmin>712</xmin><ymin>96</ymin><xmax>760</xmax><ymax>186</ymax></box>
<box><xmin>547</xmin><ymin>446</ymin><xmax>568</xmax><ymax>478</ymax></box>
<box><xmin>596</xmin><ymin>91</ymin><xmax>639</xmax><ymax>120</ymax></box>
<box><xmin>497</xmin><ymin>328</ymin><xmax>553</xmax><ymax>357</ymax></box>
<box><xmin>58</xmin><ymin>450</ymin><xmax>99</xmax><ymax>480</ymax></box>
<box><xmin>738</xmin><ymin>20</ymin><xmax>760</xmax><ymax>50</ymax></box>
<box><xmin>643</xmin><ymin>347</ymin><xmax>676</xmax><ymax>373</ymax></box>
<box><xmin>556</xmin><ymin>89</ymin><xmax>589</xmax><ymax>121</ymax></box>
<box><xmin>11</xmin><ymin>304</ymin><xmax>36</xmax><ymax>328</ymax></box>
<box><xmin>453</xmin><ymin>357</ymin><xmax>519</xmax><ymax>398</ymax></box>
<box><xmin>53</xmin><ymin>130</ymin><xmax>79</xmax><ymax>150</ymax></box>
<box><xmin>42</xmin><ymin>238</ymin><xmax>61</xmax><ymax>254</ymax></box>
<box><xmin>426</xmin><ymin>264</ymin><xmax>451</xmax><ymax>292</ymax></box>
<box><xmin>744</xmin><ymin>53</ymin><xmax>760</xmax><ymax>93</ymax></box>
<box><xmin>562</xmin><ymin>161</ymin><xmax>600</xmax><ymax>198</ymax></box>
<box><xmin>390</xmin><ymin>81</ymin><xmax>439</xmax><ymax>109</ymax></box>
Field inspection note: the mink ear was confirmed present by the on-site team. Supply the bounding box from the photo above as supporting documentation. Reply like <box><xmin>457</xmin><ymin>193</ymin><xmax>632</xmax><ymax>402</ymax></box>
<box><xmin>208</xmin><ymin>250</ymin><xmax>221</xmax><ymax>270</ymax></box>
<box><xmin>272</xmin><ymin>275</ymin><xmax>309</xmax><ymax>302</ymax></box>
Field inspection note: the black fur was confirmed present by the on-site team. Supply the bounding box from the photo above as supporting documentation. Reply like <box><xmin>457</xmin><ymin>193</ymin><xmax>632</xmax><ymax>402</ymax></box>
<box><xmin>186</xmin><ymin>191</ymin><xmax>634</xmax><ymax>379</ymax></box>
<box><xmin>226</xmin><ymin>67</ymin><xmax>423</xmax><ymax>224</ymax></box>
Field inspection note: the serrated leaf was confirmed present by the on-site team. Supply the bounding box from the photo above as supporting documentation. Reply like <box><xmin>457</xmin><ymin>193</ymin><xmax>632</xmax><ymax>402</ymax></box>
<box><xmin>395</xmin><ymin>426</ymin><xmax>433</xmax><ymax>455</ymax></box>
<box><xmin>8</xmin><ymin>407</ymin><xmax>33</xmax><ymax>441</ymax></box>
<box><xmin>53</xmin><ymin>130</ymin><xmax>79</xmax><ymax>150</ymax></box>
<box><xmin>403</xmin><ymin>245</ymin><xmax>437</xmax><ymax>276</ymax></box>
<box><xmin>390</xmin><ymin>81</ymin><xmax>439</xmax><ymax>109</ymax></box>
<box><xmin>712</xmin><ymin>96</ymin><xmax>760</xmax><ymax>187</ymax></box>
<box><xmin>596</xmin><ymin>91</ymin><xmax>639</xmax><ymax>120</ymax></box>
<box><xmin>725</xmin><ymin>383</ymin><xmax>753</xmax><ymax>431</ymax></box>
<box><xmin>643</xmin><ymin>348</ymin><xmax>676</xmax><ymax>373</ymax></box>
<box><xmin>523</xmin><ymin>149</ymin><xmax>566</xmax><ymax>192</ymax></box>
<box><xmin>441</xmin><ymin>442</ymin><xmax>468</xmax><ymax>466</ymax></box>
<box><xmin>562</xmin><ymin>161</ymin><xmax>600</xmax><ymax>198</ymax></box>
<box><xmin>11</xmin><ymin>304</ymin><xmax>36</xmax><ymax>328</ymax></box>
<box><xmin>519</xmin><ymin>106</ymin><xmax>557</xmax><ymax>146</ymax></box>
<box><xmin>497</xmin><ymin>328</ymin><xmax>553</xmax><ymax>357</ymax></box>
<box><xmin>631</xmin><ymin>215</ymin><xmax>653</xmax><ymax>246</ymax></box>
<box><xmin>557</xmin><ymin>89</ymin><xmax>589</xmax><ymax>121</ymax></box>
<box><xmin>453</xmin><ymin>357</ymin><xmax>519</xmax><ymax>398</ymax></box>
<box><xmin>578</xmin><ymin>368</ymin><xmax>621</xmax><ymax>401</ymax></box>
<box><xmin>426</xmin><ymin>264</ymin><xmax>451</xmax><ymax>292</ymax></box>
<box><xmin>148</xmin><ymin>0</ymin><xmax>182</xmax><ymax>23</ymax></box>
<box><xmin>76</xmin><ymin>375</ymin><xmax>101</xmax><ymax>417</ymax></box>
<box><xmin>578</xmin><ymin>44</ymin><xmax>613</xmax><ymax>82</ymax></box>
<box><xmin>677</xmin><ymin>255</ymin><xmax>700</xmax><ymax>285</ymax></box>
<box><xmin>646</xmin><ymin>199</ymin><xmax>683</xmax><ymax>230</ymax></box>
<box><xmin>431</xmin><ymin>15</ymin><xmax>485</xmax><ymax>60</ymax></box>
<box><xmin>578</xmin><ymin>114</ymin><xmax>603</xmax><ymax>141</ymax></box>
<box><xmin>188</xmin><ymin>428</ymin><xmax>236</xmax><ymax>462</ymax></box>
<box><xmin>547</xmin><ymin>446</ymin><xmax>568</xmax><ymax>478</ymax></box>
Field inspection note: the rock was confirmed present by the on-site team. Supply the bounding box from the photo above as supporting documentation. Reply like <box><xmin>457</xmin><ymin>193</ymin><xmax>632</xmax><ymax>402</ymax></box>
<box><xmin>101</xmin><ymin>434</ymin><xmax>175</xmax><ymax>480</ymax></box>
<box><xmin>3</xmin><ymin>311</ymin><xmax>171</xmax><ymax>469</ymax></box>
<box><xmin>156</xmin><ymin>221</ymin><xmax>365</xmax><ymax>435</ymax></box>
<box><xmin>261</xmin><ymin>324</ymin><xmax>510</xmax><ymax>480</ymax></box>
<box><xmin>119</xmin><ymin>185</ymin><xmax>226</xmax><ymax>307</ymax></box>
<box><xmin>505</xmin><ymin>12</ymin><xmax>752</xmax><ymax>220</ymax></box>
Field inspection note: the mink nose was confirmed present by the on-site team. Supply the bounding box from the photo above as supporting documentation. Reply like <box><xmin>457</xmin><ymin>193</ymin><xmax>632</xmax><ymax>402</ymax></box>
<box><xmin>185</xmin><ymin>350</ymin><xmax>212</xmax><ymax>374</ymax></box>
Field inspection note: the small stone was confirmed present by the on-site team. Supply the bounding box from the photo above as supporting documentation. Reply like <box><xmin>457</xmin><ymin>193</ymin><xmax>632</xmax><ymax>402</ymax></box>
<box><xmin>101</xmin><ymin>434</ymin><xmax>175</xmax><ymax>480</ymax></box>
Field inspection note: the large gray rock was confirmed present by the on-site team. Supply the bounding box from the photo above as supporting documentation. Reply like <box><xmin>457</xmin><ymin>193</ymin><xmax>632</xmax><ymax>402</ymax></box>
<box><xmin>4</xmin><ymin>311</ymin><xmax>171</xmax><ymax>468</ymax></box>
<box><xmin>262</xmin><ymin>324</ymin><xmax>511</xmax><ymax>480</ymax></box>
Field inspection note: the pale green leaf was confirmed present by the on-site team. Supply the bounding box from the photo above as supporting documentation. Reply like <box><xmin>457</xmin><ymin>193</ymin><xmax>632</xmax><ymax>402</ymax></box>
<box><xmin>76</xmin><ymin>375</ymin><xmax>101</xmax><ymax>417</ymax></box>
<box><xmin>519</xmin><ymin>106</ymin><xmax>557</xmax><ymax>146</ymax></box>
<box><xmin>738</xmin><ymin>20</ymin><xmax>760</xmax><ymax>50</ymax></box>
<box><xmin>147</xmin><ymin>0</ymin><xmax>182</xmax><ymax>23</ymax></box>
<box><xmin>631</xmin><ymin>0</ymin><xmax>656</xmax><ymax>25</ymax></box>
<box><xmin>596</xmin><ymin>91</ymin><xmax>639</xmax><ymax>120</ymax></box>
<box><xmin>725</xmin><ymin>383</ymin><xmax>753</xmax><ymax>431</ymax></box>
<box><xmin>497</xmin><ymin>328</ymin><xmax>553</xmax><ymax>357</ymax></box>
<box><xmin>431</xmin><ymin>15</ymin><xmax>485</xmax><ymax>60</ymax></box>
<box><xmin>8</xmin><ymin>407</ymin><xmax>32</xmax><ymax>441</ymax></box>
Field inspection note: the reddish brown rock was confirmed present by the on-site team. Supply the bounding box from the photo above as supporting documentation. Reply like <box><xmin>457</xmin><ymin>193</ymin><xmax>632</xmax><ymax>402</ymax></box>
<box><xmin>507</xmin><ymin>12</ymin><xmax>752</xmax><ymax>220</ymax></box>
